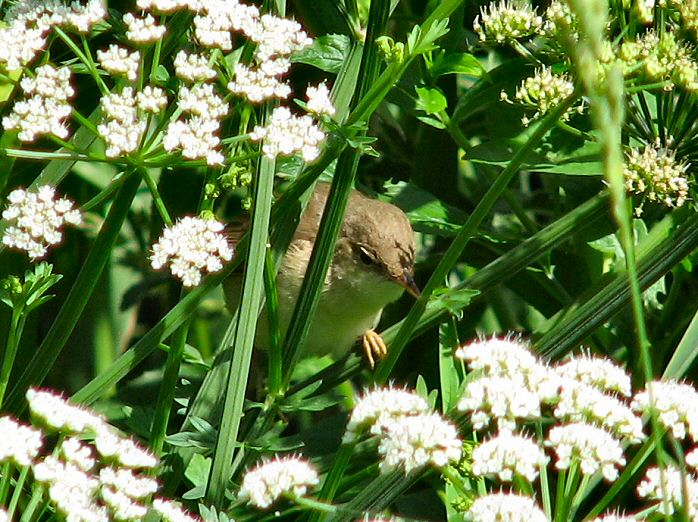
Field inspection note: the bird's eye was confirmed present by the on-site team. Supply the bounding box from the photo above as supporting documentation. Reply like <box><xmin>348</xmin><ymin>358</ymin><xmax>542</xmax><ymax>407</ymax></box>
<box><xmin>358</xmin><ymin>247</ymin><xmax>374</xmax><ymax>266</ymax></box>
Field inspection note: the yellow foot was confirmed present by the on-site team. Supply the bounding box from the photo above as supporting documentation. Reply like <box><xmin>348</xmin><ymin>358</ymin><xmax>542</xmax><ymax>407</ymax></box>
<box><xmin>362</xmin><ymin>329</ymin><xmax>387</xmax><ymax>369</ymax></box>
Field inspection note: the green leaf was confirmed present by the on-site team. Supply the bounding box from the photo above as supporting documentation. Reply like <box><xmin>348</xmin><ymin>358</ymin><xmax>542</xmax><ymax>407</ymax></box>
<box><xmin>291</xmin><ymin>34</ymin><xmax>351</xmax><ymax>74</ymax></box>
<box><xmin>415</xmin><ymin>86</ymin><xmax>448</xmax><ymax>115</ymax></box>
<box><xmin>430</xmin><ymin>51</ymin><xmax>483</xmax><ymax>78</ymax></box>
<box><xmin>417</xmin><ymin>115</ymin><xmax>447</xmax><ymax>129</ymax></box>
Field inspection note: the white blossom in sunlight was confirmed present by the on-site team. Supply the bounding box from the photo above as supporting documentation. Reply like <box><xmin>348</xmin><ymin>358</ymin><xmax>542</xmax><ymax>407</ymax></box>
<box><xmin>343</xmin><ymin>386</ymin><xmax>431</xmax><ymax>443</ymax></box>
<box><xmin>99</xmin><ymin>467</ymin><xmax>159</xmax><ymax>499</ymax></box>
<box><xmin>637</xmin><ymin>465</ymin><xmax>698</xmax><ymax>516</ymax></box>
<box><xmin>97</xmin><ymin>44</ymin><xmax>140</xmax><ymax>81</ymax></box>
<box><xmin>137</xmin><ymin>0</ymin><xmax>191</xmax><ymax>13</ymax></box>
<box><xmin>192</xmin><ymin>0</ymin><xmax>261</xmax><ymax>50</ymax></box>
<box><xmin>306</xmin><ymin>83</ymin><xmax>335</xmax><ymax>117</ymax></box>
<box><xmin>546</xmin><ymin>423</ymin><xmax>625</xmax><ymax>481</ymax></box>
<box><xmin>472</xmin><ymin>431</ymin><xmax>548</xmax><ymax>482</ymax></box>
<box><xmin>239</xmin><ymin>455</ymin><xmax>319</xmax><ymax>509</ymax></box>
<box><xmin>473</xmin><ymin>0</ymin><xmax>544</xmax><ymax>43</ymax></box>
<box><xmin>173</xmin><ymin>50</ymin><xmax>216</xmax><ymax>82</ymax></box>
<box><xmin>554</xmin><ymin>353</ymin><xmax>632</xmax><ymax>397</ymax></box>
<box><xmin>26</xmin><ymin>388</ymin><xmax>104</xmax><ymax>433</ymax></box>
<box><xmin>552</xmin><ymin>379</ymin><xmax>645</xmax><ymax>443</ymax></box>
<box><xmin>513</xmin><ymin>66</ymin><xmax>578</xmax><ymax>125</ymax></box>
<box><xmin>589</xmin><ymin>514</ymin><xmax>641</xmax><ymax>522</ymax></box>
<box><xmin>465</xmin><ymin>492</ymin><xmax>547</xmax><ymax>522</ymax></box>
<box><xmin>61</xmin><ymin>437</ymin><xmax>96</xmax><ymax>472</ymax></box>
<box><xmin>97</xmin><ymin>87</ymin><xmax>146</xmax><ymax>157</ymax></box>
<box><xmin>250</xmin><ymin>106</ymin><xmax>325</xmax><ymax>162</ymax></box>
<box><xmin>632</xmin><ymin>380</ymin><xmax>698</xmax><ymax>441</ymax></box>
<box><xmin>93</xmin><ymin>427</ymin><xmax>158</xmax><ymax>469</ymax></box>
<box><xmin>377</xmin><ymin>413</ymin><xmax>462</xmax><ymax>474</ymax></box>
<box><xmin>177</xmin><ymin>84</ymin><xmax>228</xmax><ymax>119</ymax></box>
<box><xmin>163</xmin><ymin>116</ymin><xmax>224</xmax><ymax>165</ymax></box>
<box><xmin>150</xmin><ymin>216</ymin><xmax>233</xmax><ymax>287</ymax></box>
<box><xmin>152</xmin><ymin>498</ymin><xmax>201</xmax><ymax>522</ymax></box>
<box><xmin>3</xmin><ymin>64</ymin><xmax>74</xmax><ymax>141</ymax></box>
<box><xmin>687</xmin><ymin>446</ymin><xmax>698</xmax><ymax>470</ymax></box>
<box><xmin>101</xmin><ymin>487</ymin><xmax>147</xmax><ymax>520</ymax></box>
<box><xmin>245</xmin><ymin>13</ymin><xmax>312</xmax><ymax>62</ymax></box>
<box><xmin>457</xmin><ymin>376</ymin><xmax>541</xmax><ymax>432</ymax></box>
<box><xmin>0</xmin><ymin>417</ymin><xmax>43</xmax><ymax>466</ymax></box>
<box><xmin>123</xmin><ymin>13</ymin><xmax>166</xmax><ymax>43</ymax></box>
<box><xmin>136</xmin><ymin>86</ymin><xmax>168</xmax><ymax>113</ymax></box>
<box><xmin>2</xmin><ymin>186</ymin><xmax>82</xmax><ymax>260</ymax></box>
<box><xmin>227</xmin><ymin>63</ymin><xmax>292</xmax><ymax>103</ymax></box>
<box><xmin>0</xmin><ymin>20</ymin><xmax>48</xmax><ymax>70</ymax></box>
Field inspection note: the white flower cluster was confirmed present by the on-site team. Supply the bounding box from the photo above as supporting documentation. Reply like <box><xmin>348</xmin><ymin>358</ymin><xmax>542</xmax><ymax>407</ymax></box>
<box><xmin>97</xmin><ymin>87</ymin><xmax>147</xmax><ymax>158</ymax></box>
<box><xmin>123</xmin><ymin>13</ymin><xmax>167</xmax><ymax>44</ymax></box>
<box><xmin>0</xmin><ymin>388</ymin><xmax>201</xmax><ymax>522</ymax></box>
<box><xmin>2</xmin><ymin>185</ymin><xmax>81</xmax><ymax>260</ymax></box>
<box><xmin>163</xmin><ymin>84</ymin><xmax>228</xmax><ymax>165</ymax></box>
<box><xmin>632</xmin><ymin>380</ymin><xmax>698</xmax><ymax>440</ymax></box>
<box><xmin>0</xmin><ymin>0</ymin><xmax>105</xmax><ymax>70</ymax></box>
<box><xmin>465</xmin><ymin>492</ymin><xmax>548</xmax><ymax>522</ymax></box>
<box><xmin>3</xmin><ymin>64</ymin><xmax>74</xmax><ymax>142</ymax></box>
<box><xmin>511</xmin><ymin>66</ymin><xmax>579</xmax><ymax>126</ymax></box>
<box><xmin>174</xmin><ymin>50</ymin><xmax>216</xmax><ymax>82</ymax></box>
<box><xmin>239</xmin><ymin>455</ymin><xmax>319</xmax><ymax>509</ymax></box>
<box><xmin>473</xmin><ymin>0</ymin><xmax>544</xmax><ymax>43</ymax></box>
<box><xmin>472</xmin><ymin>431</ymin><xmax>548</xmax><ymax>482</ymax></box>
<box><xmin>637</xmin><ymin>465</ymin><xmax>698</xmax><ymax>516</ymax></box>
<box><xmin>306</xmin><ymin>83</ymin><xmax>336</xmax><ymax>117</ymax></box>
<box><xmin>250</xmin><ymin>106</ymin><xmax>326</xmax><ymax>162</ymax></box>
<box><xmin>343</xmin><ymin>387</ymin><xmax>462</xmax><ymax>474</ymax></box>
<box><xmin>546</xmin><ymin>422</ymin><xmax>626</xmax><ymax>481</ymax></box>
<box><xmin>228</xmin><ymin>63</ymin><xmax>292</xmax><ymax>103</ymax></box>
<box><xmin>150</xmin><ymin>216</ymin><xmax>234</xmax><ymax>287</ymax></box>
<box><xmin>624</xmin><ymin>139</ymin><xmax>690</xmax><ymax>210</ymax></box>
<box><xmin>97</xmin><ymin>44</ymin><xmax>140</xmax><ymax>81</ymax></box>
<box><xmin>554</xmin><ymin>352</ymin><xmax>632</xmax><ymax>397</ymax></box>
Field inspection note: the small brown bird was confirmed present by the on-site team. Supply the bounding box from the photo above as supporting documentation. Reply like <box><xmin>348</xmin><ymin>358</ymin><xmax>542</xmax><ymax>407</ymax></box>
<box><xmin>224</xmin><ymin>182</ymin><xmax>418</xmax><ymax>367</ymax></box>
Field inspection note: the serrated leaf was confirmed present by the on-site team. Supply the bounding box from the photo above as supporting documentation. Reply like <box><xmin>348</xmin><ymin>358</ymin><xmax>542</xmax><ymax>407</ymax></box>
<box><xmin>291</xmin><ymin>34</ymin><xmax>351</xmax><ymax>74</ymax></box>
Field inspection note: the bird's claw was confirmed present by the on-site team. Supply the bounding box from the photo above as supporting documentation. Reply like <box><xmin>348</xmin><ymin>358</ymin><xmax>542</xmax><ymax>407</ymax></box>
<box><xmin>362</xmin><ymin>329</ymin><xmax>387</xmax><ymax>369</ymax></box>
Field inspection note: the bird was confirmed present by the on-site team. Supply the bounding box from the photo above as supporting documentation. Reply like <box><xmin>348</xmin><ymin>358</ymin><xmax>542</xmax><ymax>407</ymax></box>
<box><xmin>223</xmin><ymin>182</ymin><xmax>418</xmax><ymax>367</ymax></box>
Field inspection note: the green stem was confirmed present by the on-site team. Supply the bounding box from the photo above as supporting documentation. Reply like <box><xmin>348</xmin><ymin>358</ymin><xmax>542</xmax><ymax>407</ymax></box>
<box><xmin>307</xmin><ymin>444</ymin><xmax>354</xmax><ymax>522</ymax></box>
<box><xmin>265</xmin><ymin>249</ymin><xmax>283</xmax><ymax>397</ymax></box>
<box><xmin>375</xmin><ymin>91</ymin><xmax>579</xmax><ymax>382</ymax></box>
<box><xmin>18</xmin><ymin>483</ymin><xmax>44</xmax><ymax>522</ymax></box>
<box><xmin>0</xmin><ymin>308</ymin><xmax>24</xmax><ymax>406</ymax></box>
<box><xmin>141</xmin><ymin>167</ymin><xmax>172</xmax><ymax>226</ymax></box>
<box><xmin>149</xmin><ymin>316</ymin><xmax>191</xmax><ymax>455</ymax></box>
<box><xmin>0</xmin><ymin>462</ymin><xmax>12</xmax><ymax>505</ymax></box>
<box><xmin>7</xmin><ymin>465</ymin><xmax>29</xmax><ymax>521</ymax></box>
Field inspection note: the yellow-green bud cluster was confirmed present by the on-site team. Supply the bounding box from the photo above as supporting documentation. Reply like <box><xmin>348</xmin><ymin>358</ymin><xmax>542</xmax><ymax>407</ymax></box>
<box><xmin>512</xmin><ymin>66</ymin><xmax>578</xmax><ymax>126</ymax></box>
<box><xmin>473</xmin><ymin>0</ymin><xmax>543</xmax><ymax>43</ymax></box>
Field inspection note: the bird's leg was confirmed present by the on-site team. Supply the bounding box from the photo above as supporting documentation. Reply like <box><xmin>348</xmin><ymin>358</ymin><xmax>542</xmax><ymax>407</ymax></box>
<box><xmin>362</xmin><ymin>329</ymin><xmax>388</xmax><ymax>369</ymax></box>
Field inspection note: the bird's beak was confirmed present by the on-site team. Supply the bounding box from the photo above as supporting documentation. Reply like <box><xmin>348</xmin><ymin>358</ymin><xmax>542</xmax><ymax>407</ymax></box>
<box><xmin>399</xmin><ymin>271</ymin><xmax>421</xmax><ymax>299</ymax></box>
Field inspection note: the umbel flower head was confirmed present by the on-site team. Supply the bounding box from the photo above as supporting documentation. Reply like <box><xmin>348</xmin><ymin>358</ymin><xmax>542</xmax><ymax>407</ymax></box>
<box><xmin>239</xmin><ymin>455</ymin><xmax>319</xmax><ymax>509</ymax></box>
<box><xmin>465</xmin><ymin>492</ymin><xmax>547</xmax><ymax>522</ymax></box>
<box><xmin>624</xmin><ymin>140</ymin><xmax>690</xmax><ymax>210</ymax></box>
<box><xmin>2</xmin><ymin>185</ymin><xmax>82</xmax><ymax>260</ymax></box>
<box><xmin>150</xmin><ymin>216</ymin><xmax>234</xmax><ymax>287</ymax></box>
<box><xmin>473</xmin><ymin>0</ymin><xmax>543</xmax><ymax>43</ymax></box>
<box><xmin>509</xmin><ymin>66</ymin><xmax>579</xmax><ymax>126</ymax></box>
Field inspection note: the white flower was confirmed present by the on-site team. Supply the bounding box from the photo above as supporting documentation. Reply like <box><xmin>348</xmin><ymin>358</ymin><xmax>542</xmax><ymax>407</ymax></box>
<box><xmin>250</xmin><ymin>106</ymin><xmax>325</xmax><ymax>162</ymax></box>
<box><xmin>589</xmin><ymin>514</ymin><xmax>640</xmax><ymax>522</ymax></box>
<box><xmin>239</xmin><ymin>455</ymin><xmax>319</xmax><ymax>509</ymax></box>
<box><xmin>687</xmin><ymin>446</ymin><xmax>698</xmax><ymax>470</ymax></box>
<box><xmin>3</xmin><ymin>65</ymin><xmax>74</xmax><ymax>141</ymax></box>
<box><xmin>101</xmin><ymin>486</ymin><xmax>147</xmax><ymax>521</ymax></box>
<box><xmin>472</xmin><ymin>432</ymin><xmax>548</xmax><ymax>482</ymax></box>
<box><xmin>93</xmin><ymin>428</ymin><xmax>158</xmax><ymax>468</ymax></box>
<box><xmin>624</xmin><ymin>140</ymin><xmax>690</xmax><ymax>209</ymax></box>
<box><xmin>123</xmin><ymin>13</ymin><xmax>166</xmax><ymax>43</ymax></box>
<box><xmin>227</xmin><ymin>63</ymin><xmax>291</xmax><ymax>103</ymax></box>
<box><xmin>173</xmin><ymin>50</ymin><xmax>216</xmax><ymax>82</ymax></box>
<box><xmin>97</xmin><ymin>44</ymin><xmax>140</xmax><ymax>81</ymax></box>
<box><xmin>306</xmin><ymin>83</ymin><xmax>335</xmax><ymax>116</ymax></box>
<box><xmin>61</xmin><ymin>437</ymin><xmax>96</xmax><ymax>471</ymax></box>
<box><xmin>465</xmin><ymin>492</ymin><xmax>547</xmax><ymax>522</ymax></box>
<box><xmin>554</xmin><ymin>353</ymin><xmax>632</xmax><ymax>397</ymax></box>
<box><xmin>343</xmin><ymin>386</ymin><xmax>431</xmax><ymax>443</ymax></box>
<box><xmin>64</xmin><ymin>0</ymin><xmax>107</xmax><ymax>32</ymax></box>
<box><xmin>0</xmin><ymin>416</ymin><xmax>43</xmax><ymax>466</ymax></box>
<box><xmin>27</xmin><ymin>388</ymin><xmax>105</xmax><ymax>433</ymax></box>
<box><xmin>551</xmin><ymin>379</ymin><xmax>645</xmax><ymax>443</ymax></box>
<box><xmin>99</xmin><ymin>467</ymin><xmax>159</xmax><ymax>498</ymax></box>
<box><xmin>2</xmin><ymin>186</ymin><xmax>82</xmax><ymax>260</ymax></box>
<box><xmin>546</xmin><ymin>423</ymin><xmax>625</xmax><ymax>481</ymax></box>
<box><xmin>163</xmin><ymin>116</ymin><xmax>224</xmax><ymax>165</ymax></box>
<box><xmin>100</xmin><ymin>87</ymin><xmax>138</xmax><ymax>122</ymax></box>
<box><xmin>377</xmin><ymin>413</ymin><xmax>462</xmax><ymax>474</ymax></box>
<box><xmin>632</xmin><ymin>380</ymin><xmax>698</xmax><ymax>441</ymax></box>
<box><xmin>178</xmin><ymin>84</ymin><xmax>228</xmax><ymax>119</ymax></box>
<box><xmin>97</xmin><ymin>87</ymin><xmax>147</xmax><ymax>156</ymax></box>
<box><xmin>246</xmin><ymin>13</ymin><xmax>313</xmax><ymax>62</ymax></box>
<box><xmin>34</xmin><ymin>455</ymin><xmax>108</xmax><ymax>522</ymax></box>
<box><xmin>514</xmin><ymin>66</ymin><xmax>577</xmax><ymax>125</ymax></box>
<box><xmin>152</xmin><ymin>498</ymin><xmax>201</xmax><ymax>522</ymax></box>
<box><xmin>457</xmin><ymin>376</ymin><xmax>541</xmax><ymax>431</ymax></box>
<box><xmin>473</xmin><ymin>0</ymin><xmax>544</xmax><ymax>43</ymax></box>
<box><xmin>0</xmin><ymin>20</ymin><xmax>48</xmax><ymax>70</ymax></box>
<box><xmin>150</xmin><ymin>216</ymin><xmax>233</xmax><ymax>287</ymax></box>
<box><xmin>637</xmin><ymin>465</ymin><xmax>698</xmax><ymax>516</ymax></box>
<box><xmin>136</xmin><ymin>0</ymin><xmax>191</xmax><ymax>13</ymax></box>
<box><xmin>137</xmin><ymin>86</ymin><xmax>168</xmax><ymax>113</ymax></box>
